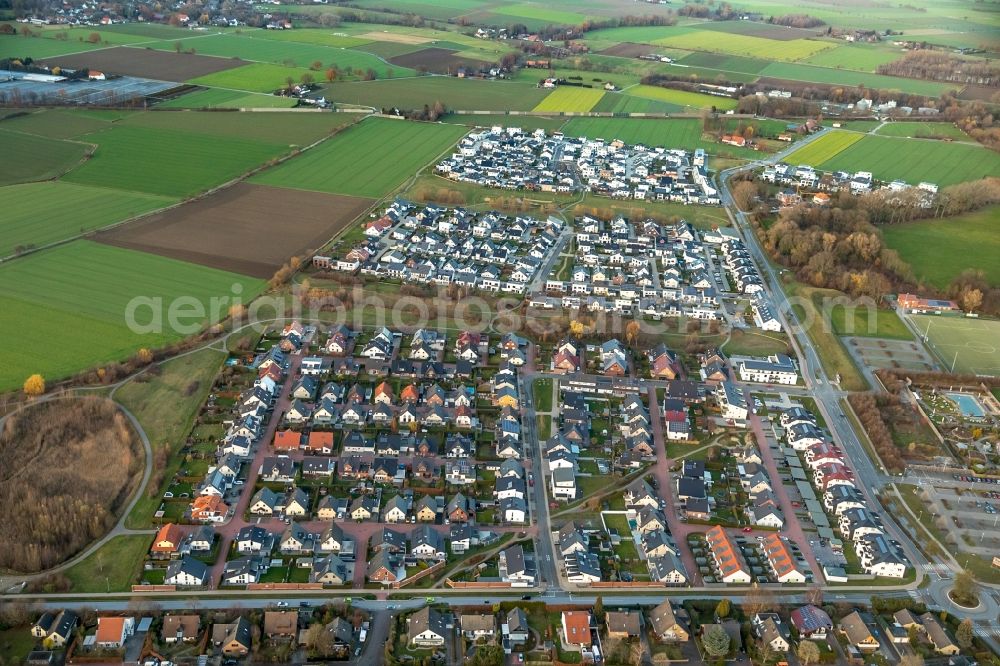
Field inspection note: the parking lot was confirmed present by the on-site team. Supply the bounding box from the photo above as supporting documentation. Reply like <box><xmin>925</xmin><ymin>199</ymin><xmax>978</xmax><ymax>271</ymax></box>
<box><xmin>914</xmin><ymin>483</ymin><xmax>1000</xmax><ymax>557</ymax></box>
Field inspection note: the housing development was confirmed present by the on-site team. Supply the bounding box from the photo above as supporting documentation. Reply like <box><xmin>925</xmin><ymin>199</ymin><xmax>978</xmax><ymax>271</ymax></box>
<box><xmin>2</xmin><ymin>0</ymin><xmax>999</xmax><ymax>665</ymax></box>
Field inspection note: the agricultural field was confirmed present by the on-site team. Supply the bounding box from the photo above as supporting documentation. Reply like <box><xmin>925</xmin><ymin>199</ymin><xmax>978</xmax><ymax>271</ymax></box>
<box><xmin>817</xmin><ymin>135</ymin><xmax>1000</xmax><ymax>188</ymax></box>
<box><xmin>141</xmin><ymin>32</ymin><xmax>414</xmax><ymax>78</ymax></box>
<box><xmin>489</xmin><ymin>4</ymin><xmax>593</xmax><ymax>25</ymax></box>
<box><xmin>43</xmin><ymin>46</ymin><xmax>245</xmax><ymax>81</ymax></box>
<box><xmin>187</xmin><ymin>62</ymin><xmax>317</xmax><ymax>93</ymax></box>
<box><xmin>0</xmin><ymin>31</ymin><xmax>127</xmax><ymax>59</ymax></box>
<box><xmin>320</xmin><ymin>76</ymin><xmax>551</xmax><ymax>111</ymax></box>
<box><xmin>389</xmin><ymin>47</ymin><xmax>491</xmax><ymax>74</ymax></box>
<box><xmin>251</xmin><ymin>117</ymin><xmax>466</xmax><ymax>198</ymax></box>
<box><xmin>0</xmin><ymin>108</ymin><xmax>118</xmax><ymax>139</ymax></box>
<box><xmin>62</xmin><ymin>124</ymin><xmax>289</xmax><ymax>197</ymax></box>
<box><xmin>654</xmin><ymin>31</ymin><xmax>835</xmax><ymax>61</ymax></box>
<box><xmin>882</xmin><ymin>206</ymin><xmax>1000</xmax><ymax>289</ymax></box>
<box><xmin>100</xmin><ymin>182</ymin><xmax>373</xmax><ymax>278</ymax></box>
<box><xmin>625</xmin><ymin>84</ymin><xmax>738</xmax><ymax>111</ymax></box>
<box><xmin>759</xmin><ymin>62</ymin><xmax>955</xmax><ymax>96</ymax></box>
<box><xmin>591</xmin><ymin>94</ymin><xmax>681</xmax><ymax>115</ymax></box>
<box><xmin>908</xmin><ymin>315</ymin><xmax>1000</xmax><ymax>376</ymax></box>
<box><xmin>443</xmin><ymin>113</ymin><xmax>567</xmax><ymax>132</ymax></box>
<box><xmin>783</xmin><ymin>130</ymin><xmax>864</xmax><ymax>166</ymax></box>
<box><xmin>583</xmin><ymin>25</ymin><xmax>700</xmax><ymax>45</ymax></box>
<box><xmin>0</xmin><ymin>240</ymin><xmax>263</xmax><ymax>391</ymax></box>
<box><xmin>873</xmin><ymin>122</ymin><xmax>970</xmax><ymax>141</ymax></box>
<box><xmin>676</xmin><ymin>52</ymin><xmax>771</xmax><ymax>74</ymax></box>
<box><xmin>801</xmin><ymin>44</ymin><xmax>902</xmax><ymax>72</ymax></box>
<box><xmin>0</xmin><ymin>182</ymin><xmax>173</xmax><ymax>257</ymax></box>
<box><xmin>348</xmin><ymin>0</ymin><xmax>489</xmax><ymax>21</ymax></box>
<box><xmin>532</xmin><ymin>86</ymin><xmax>606</xmax><ymax>112</ymax></box>
<box><xmin>253</xmin><ymin>28</ymin><xmax>375</xmax><ymax>49</ymax></box>
<box><xmin>116</xmin><ymin>109</ymin><xmax>360</xmax><ymax>145</ymax></box>
<box><xmin>156</xmin><ymin>88</ymin><xmax>298</xmax><ymax>109</ymax></box>
<box><xmin>561</xmin><ymin>117</ymin><xmax>764</xmax><ymax>159</ymax></box>
<box><xmin>0</xmin><ymin>128</ymin><xmax>90</xmax><ymax>185</ymax></box>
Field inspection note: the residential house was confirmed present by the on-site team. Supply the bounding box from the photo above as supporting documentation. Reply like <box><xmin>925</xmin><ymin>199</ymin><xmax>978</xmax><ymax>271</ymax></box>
<box><xmin>263</xmin><ymin>611</ymin><xmax>297</xmax><ymax>641</ymax></box>
<box><xmin>460</xmin><ymin>614</ymin><xmax>496</xmax><ymax>641</ymax></box>
<box><xmin>162</xmin><ymin>615</ymin><xmax>200</xmax><ymax>644</ymax></box>
<box><xmin>648</xmin><ymin>601</ymin><xmax>689</xmax><ymax>643</ymax></box>
<box><xmin>213</xmin><ymin>617</ymin><xmax>252</xmax><ymax>657</ymax></box>
<box><xmin>606</xmin><ymin>611</ymin><xmax>642</xmax><ymax>640</ymax></box>
<box><xmin>790</xmin><ymin>605</ymin><xmax>833</xmax><ymax>639</ymax></box>
<box><xmin>407</xmin><ymin>608</ymin><xmax>449</xmax><ymax>647</ymax></box>
<box><xmin>96</xmin><ymin>616</ymin><xmax>135</xmax><ymax>649</ymax></box>
<box><xmin>839</xmin><ymin>611</ymin><xmax>880</xmax><ymax>653</ymax></box>
<box><xmin>165</xmin><ymin>556</ymin><xmax>209</xmax><ymax>587</ymax></box>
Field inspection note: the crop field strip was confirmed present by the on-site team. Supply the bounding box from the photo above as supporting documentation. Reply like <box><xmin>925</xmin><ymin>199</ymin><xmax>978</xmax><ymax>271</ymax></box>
<box><xmin>624</xmin><ymin>85</ymin><xmax>739</xmax><ymax>111</ymax></box>
<box><xmin>251</xmin><ymin>117</ymin><xmax>468</xmax><ymax>198</ymax></box>
<box><xmin>42</xmin><ymin>46</ymin><xmax>247</xmax><ymax>81</ymax></box>
<box><xmin>757</xmin><ymin>63</ymin><xmax>954</xmax><ymax>97</ymax></box>
<box><xmin>0</xmin><ymin>108</ymin><xmax>118</xmax><ymax>139</ymax></box>
<box><xmin>873</xmin><ymin>122</ymin><xmax>970</xmax><ymax>141</ymax></box>
<box><xmin>99</xmin><ymin>183</ymin><xmax>374</xmax><ymax>278</ymax></box>
<box><xmin>155</xmin><ymin>88</ymin><xmax>298</xmax><ymax>109</ymax></box>
<box><xmin>532</xmin><ymin>86</ymin><xmax>606</xmax><ymax>113</ymax></box>
<box><xmin>0</xmin><ymin>128</ymin><xmax>92</xmax><ymax>186</ymax></box>
<box><xmin>560</xmin><ymin>117</ymin><xmax>764</xmax><ymax>159</ymax></box>
<box><xmin>319</xmin><ymin>76</ymin><xmax>552</xmax><ymax>112</ymax></box>
<box><xmin>783</xmin><ymin>130</ymin><xmax>865</xmax><ymax>166</ymax></box>
<box><xmin>652</xmin><ymin>31</ymin><xmax>836</xmax><ymax>61</ymax></box>
<box><xmin>0</xmin><ymin>182</ymin><xmax>174</xmax><ymax>258</ymax></box>
<box><xmin>0</xmin><ymin>240</ymin><xmax>264</xmax><ymax>391</ymax></box>
<box><xmin>591</xmin><ymin>94</ymin><xmax>681</xmax><ymax>115</ymax></box>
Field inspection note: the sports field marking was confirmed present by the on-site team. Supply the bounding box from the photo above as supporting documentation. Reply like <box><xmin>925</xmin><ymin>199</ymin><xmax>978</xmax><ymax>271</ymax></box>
<box><xmin>908</xmin><ymin>314</ymin><xmax>1000</xmax><ymax>376</ymax></box>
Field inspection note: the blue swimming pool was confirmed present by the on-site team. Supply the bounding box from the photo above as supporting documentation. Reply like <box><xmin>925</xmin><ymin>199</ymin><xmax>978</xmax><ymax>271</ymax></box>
<box><xmin>946</xmin><ymin>392</ymin><xmax>986</xmax><ymax>418</ymax></box>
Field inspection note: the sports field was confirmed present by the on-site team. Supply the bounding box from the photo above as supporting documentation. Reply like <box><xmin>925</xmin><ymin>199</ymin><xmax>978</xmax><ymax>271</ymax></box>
<box><xmin>626</xmin><ymin>85</ymin><xmax>738</xmax><ymax>111</ymax></box>
<box><xmin>654</xmin><ymin>31</ymin><xmax>834</xmax><ymax>61</ymax></box>
<box><xmin>818</xmin><ymin>135</ymin><xmax>1000</xmax><ymax>187</ymax></box>
<box><xmin>62</xmin><ymin>125</ymin><xmax>286</xmax><ymax>197</ymax></box>
<box><xmin>0</xmin><ymin>128</ymin><xmax>91</xmax><ymax>185</ymax></box>
<box><xmin>908</xmin><ymin>315</ymin><xmax>1000</xmax><ymax>376</ymax></box>
<box><xmin>532</xmin><ymin>86</ymin><xmax>605</xmax><ymax>112</ymax></box>
<box><xmin>0</xmin><ymin>240</ymin><xmax>264</xmax><ymax>391</ymax></box>
<box><xmin>882</xmin><ymin>206</ymin><xmax>1000</xmax><ymax>289</ymax></box>
<box><xmin>0</xmin><ymin>182</ymin><xmax>173</xmax><ymax>257</ymax></box>
<box><xmin>251</xmin><ymin>118</ymin><xmax>466</xmax><ymax>198</ymax></box>
<box><xmin>783</xmin><ymin>131</ymin><xmax>864</xmax><ymax>166</ymax></box>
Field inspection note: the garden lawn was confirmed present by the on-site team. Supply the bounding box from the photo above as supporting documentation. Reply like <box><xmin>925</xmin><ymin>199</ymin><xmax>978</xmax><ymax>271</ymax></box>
<box><xmin>0</xmin><ymin>240</ymin><xmax>263</xmax><ymax>391</ymax></box>
<box><xmin>817</xmin><ymin>135</ymin><xmax>1000</xmax><ymax>187</ymax></box>
<box><xmin>783</xmin><ymin>130</ymin><xmax>864</xmax><ymax>166</ymax></box>
<box><xmin>532</xmin><ymin>86</ymin><xmax>606</xmax><ymax>112</ymax></box>
<box><xmin>63</xmin><ymin>534</ymin><xmax>151</xmax><ymax>592</ymax></box>
<box><xmin>63</xmin><ymin>124</ymin><xmax>286</xmax><ymax>197</ymax></box>
<box><xmin>882</xmin><ymin>206</ymin><xmax>1000</xmax><ymax>288</ymax></box>
<box><xmin>251</xmin><ymin>117</ymin><xmax>466</xmax><ymax>198</ymax></box>
<box><xmin>0</xmin><ymin>128</ymin><xmax>90</xmax><ymax>185</ymax></box>
<box><xmin>625</xmin><ymin>84</ymin><xmax>738</xmax><ymax>111</ymax></box>
<box><xmin>0</xmin><ymin>627</ymin><xmax>36</xmax><ymax>665</ymax></box>
<box><xmin>0</xmin><ymin>182</ymin><xmax>174</xmax><ymax>257</ymax></box>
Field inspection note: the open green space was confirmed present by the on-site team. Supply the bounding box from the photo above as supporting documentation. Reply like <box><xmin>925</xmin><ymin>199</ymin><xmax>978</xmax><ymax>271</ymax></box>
<box><xmin>816</xmin><ymin>135</ymin><xmax>1000</xmax><ymax>188</ymax></box>
<box><xmin>873</xmin><ymin>121</ymin><xmax>970</xmax><ymax>141</ymax></box>
<box><xmin>583</xmin><ymin>25</ymin><xmax>700</xmax><ymax>44</ymax></box>
<box><xmin>759</xmin><ymin>61</ymin><xmax>956</xmax><ymax>96</ymax></box>
<box><xmin>252</xmin><ymin>117</ymin><xmax>465</xmax><ymax>198</ymax></box>
<box><xmin>908</xmin><ymin>315</ymin><xmax>1000</xmax><ymax>376</ymax></box>
<box><xmin>187</xmin><ymin>62</ymin><xmax>317</xmax><ymax>93</ymax></box>
<box><xmin>142</xmin><ymin>32</ymin><xmax>413</xmax><ymax>77</ymax></box>
<box><xmin>253</xmin><ymin>28</ymin><xmax>375</xmax><ymax>49</ymax></box>
<box><xmin>321</xmin><ymin>76</ymin><xmax>551</xmax><ymax>111</ymax></box>
<box><xmin>0</xmin><ymin>181</ymin><xmax>173</xmax><ymax>257</ymax></box>
<box><xmin>829</xmin><ymin>303</ymin><xmax>913</xmax><ymax>340</ymax></box>
<box><xmin>721</xmin><ymin>330</ymin><xmax>791</xmax><ymax>357</ymax></box>
<box><xmin>591</xmin><ymin>94</ymin><xmax>682</xmax><ymax>114</ymax></box>
<box><xmin>625</xmin><ymin>84</ymin><xmax>738</xmax><ymax>111</ymax></box>
<box><xmin>63</xmin><ymin>124</ymin><xmax>286</xmax><ymax>197</ymax></box>
<box><xmin>0</xmin><ymin>31</ymin><xmax>126</xmax><ymax>58</ymax></box>
<box><xmin>801</xmin><ymin>44</ymin><xmax>902</xmax><ymax>72</ymax></box>
<box><xmin>882</xmin><ymin>206</ymin><xmax>1000</xmax><ymax>289</ymax></box>
<box><xmin>0</xmin><ymin>128</ymin><xmax>91</xmax><ymax>185</ymax></box>
<box><xmin>443</xmin><ymin>113</ymin><xmax>567</xmax><ymax>132</ymax></box>
<box><xmin>783</xmin><ymin>130</ymin><xmax>863</xmax><ymax>166</ymax></box>
<box><xmin>118</xmin><ymin>347</ymin><xmax>228</xmax><ymax>528</ymax></box>
<box><xmin>63</xmin><ymin>534</ymin><xmax>151</xmax><ymax>592</ymax></box>
<box><xmin>156</xmin><ymin>88</ymin><xmax>298</xmax><ymax>109</ymax></box>
<box><xmin>117</xmin><ymin>109</ymin><xmax>359</xmax><ymax>145</ymax></box>
<box><xmin>0</xmin><ymin>240</ymin><xmax>263</xmax><ymax>391</ymax></box>
<box><xmin>655</xmin><ymin>31</ymin><xmax>834</xmax><ymax>61</ymax></box>
<box><xmin>532</xmin><ymin>86</ymin><xmax>605</xmax><ymax>112</ymax></box>
<box><xmin>561</xmin><ymin>117</ymin><xmax>760</xmax><ymax>158</ymax></box>
<box><xmin>533</xmin><ymin>378</ymin><xmax>553</xmax><ymax>412</ymax></box>
<box><xmin>490</xmin><ymin>3</ymin><xmax>593</xmax><ymax>25</ymax></box>
<box><xmin>0</xmin><ymin>108</ymin><xmax>117</xmax><ymax>139</ymax></box>
<box><xmin>677</xmin><ymin>52</ymin><xmax>771</xmax><ymax>74</ymax></box>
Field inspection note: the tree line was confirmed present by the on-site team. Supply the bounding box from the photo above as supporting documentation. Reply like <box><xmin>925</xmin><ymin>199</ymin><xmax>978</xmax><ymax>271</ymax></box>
<box><xmin>877</xmin><ymin>51</ymin><xmax>1000</xmax><ymax>87</ymax></box>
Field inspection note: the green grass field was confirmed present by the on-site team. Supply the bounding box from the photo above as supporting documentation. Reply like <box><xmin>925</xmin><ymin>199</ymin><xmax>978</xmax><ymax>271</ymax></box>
<box><xmin>908</xmin><ymin>315</ymin><xmax>1000</xmax><ymax>376</ymax></box>
<box><xmin>0</xmin><ymin>108</ymin><xmax>116</xmax><ymax>139</ymax></box>
<box><xmin>252</xmin><ymin>117</ymin><xmax>466</xmax><ymax>198</ymax></box>
<box><xmin>63</xmin><ymin>125</ymin><xmax>286</xmax><ymax>197</ymax></box>
<box><xmin>560</xmin><ymin>117</ymin><xmax>762</xmax><ymax>159</ymax></box>
<box><xmin>676</xmin><ymin>52</ymin><xmax>771</xmax><ymax>74</ymax></box>
<box><xmin>801</xmin><ymin>44</ymin><xmax>902</xmax><ymax>72</ymax></box>
<box><xmin>0</xmin><ymin>128</ymin><xmax>91</xmax><ymax>185</ymax></box>
<box><xmin>490</xmin><ymin>3</ymin><xmax>593</xmax><ymax>25</ymax></box>
<box><xmin>142</xmin><ymin>32</ymin><xmax>413</xmax><ymax>78</ymax></box>
<box><xmin>63</xmin><ymin>534</ymin><xmax>151</xmax><ymax>592</ymax></box>
<box><xmin>532</xmin><ymin>86</ymin><xmax>605</xmax><ymax>112</ymax></box>
<box><xmin>444</xmin><ymin>113</ymin><xmax>567</xmax><ymax>132</ymax></box>
<box><xmin>0</xmin><ymin>240</ymin><xmax>263</xmax><ymax>391</ymax></box>
<box><xmin>882</xmin><ymin>206</ymin><xmax>1000</xmax><ymax>289</ymax></box>
<box><xmin>759</xmin><ymin>62</ymin><xmax>955</xmax><ymax>96</ymax></box>
<box><xmin>655</xmin><ymin>31</ymin><xmax>834</xmax><ymax>61</ymax></box>
<box><xmin>156</xmin><ymin>88</ymin><xmax>298</xmax><ymax>109</ymax></box>
<box><xmin>0</xmin><ymin>182</ymin><xmax>173</xmax><ymax>257</ymax></box>
<box><xmin>321</xmin><ymin>76</ymin><xmax>551</xmax><ymax>111</ymax></box>
<box><xmin>117</xmin><ymin>109</ymin><xmax>359</xmax><ymax>145</ymax></box>
<box><xmin>187</xmin><ymin>62</ymin><xmax>318</xmax><ymax>93</ymax></box>
<box><xmin>0</xmin><ymin>32</ymin><xmax>122</xmax><ymax>59</ymax></box>
<box><xmin>591</xmin><ymin>93</ymin><xmax>681</xmax><ymax>114</ymax></box>
<box><xmin>786</xmin><ymin>281</ymin><xmax>869</xmax><ymax>391</ymax></box>
<box><xmin>625</xmin><ymin>84</ymin><xmax>738</xmax><ymax>111</ymax></box>
<box><xmin>253</xmin><ymin>27</ymin><xmax>375</xmax><ymax>49</ymax></box>
<box><xmin>829</xmin><ymin>304</ymin><xmax>913</xmax><ymax>339</ymax></box>
<box><xmin>817</xmin><ymin>135</ymin><xmax>1000</xmax><ymax>187</ymax></box>
<box><xmin>873</xmin><ymin>122</ymin><xmax>970</xmax><ymax>141</ymax></box>
<box><xmin>784</xmin><ymin>130</ymin><xmax>864</xmax><ymax>165</ymax></box>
